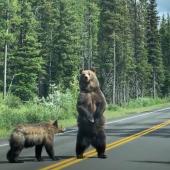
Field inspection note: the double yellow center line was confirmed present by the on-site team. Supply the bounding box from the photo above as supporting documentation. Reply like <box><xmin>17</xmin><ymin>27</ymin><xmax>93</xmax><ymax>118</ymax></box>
<box><xmin>40</xmin><ymin>119</ymin><xmax>170</xmax><ymax>170</ymax></box>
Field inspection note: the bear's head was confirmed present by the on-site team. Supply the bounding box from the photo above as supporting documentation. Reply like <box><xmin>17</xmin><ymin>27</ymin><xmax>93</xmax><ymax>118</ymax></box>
<box><xmin>48</xmin><ymin>120</ymin><xmax>64</xmax><ymax>134</ymax></box>
<box><xmin>79</xmin><ymin>69</ymin><xmax>100</xmax><ymax>91</ymax></box>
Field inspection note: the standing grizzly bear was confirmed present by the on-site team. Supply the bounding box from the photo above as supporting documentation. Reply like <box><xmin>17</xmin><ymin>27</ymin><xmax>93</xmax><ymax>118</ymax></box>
<box><xmin>7</xmin><ymin>120</ymin><xmax>63</xmax><ymax>163</ymax></box>
<box><xmin>76</xmin><ymin>69</ymin><xmax>107</xmax><ymax>159</ymax></box>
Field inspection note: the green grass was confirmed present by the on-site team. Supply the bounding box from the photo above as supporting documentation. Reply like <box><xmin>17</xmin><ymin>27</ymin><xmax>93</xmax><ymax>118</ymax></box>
<box><xmin>60</xmin><ymin>117</ymin><xmax>77</xmax><ymax>128</ymax></box>
<box><xmin>105</xmin><ymin>102</ymin><xmax>170</xmax><ymax>120</ymax></box>
<box><xmin>0</xmin><ymin>93</ymin><xmax>170</xmax><ymax>138</ymax></box>
<box><xmin>0</xmin><ymin>128</ymin><xmax>11</xmax><ymax>138</ymax></box>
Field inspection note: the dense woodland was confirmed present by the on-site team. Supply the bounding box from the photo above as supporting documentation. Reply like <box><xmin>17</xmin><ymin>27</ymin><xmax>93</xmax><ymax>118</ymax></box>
<box><xmin>0</xmin><ymin>0</ymin><xmax>170</xmax><ymax>104</ymax></box>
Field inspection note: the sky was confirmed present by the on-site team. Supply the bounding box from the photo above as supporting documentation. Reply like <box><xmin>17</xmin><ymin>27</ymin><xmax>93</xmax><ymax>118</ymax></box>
<box><xmin>157</xmin><ymin>0</ymin><xmax>170</xmax><ymax>16</ymax></box>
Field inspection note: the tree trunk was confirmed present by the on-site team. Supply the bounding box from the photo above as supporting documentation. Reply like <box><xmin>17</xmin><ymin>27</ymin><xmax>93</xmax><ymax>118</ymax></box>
<box><xmin>4</xmin><ymin>34</ymin><xmax>8</xmax><ymax>98</ymax></box>
<box><xmin>112</xmin><ymin>31</ymin><xmax>116</xmax><ymax>105</ymax></box>
<box><xmin>153</xmin><ymin>70</ymin><xmax>156</xmax><ymax>98</ymax></box>
<box><xmin>3</xmin><ymin>0</ymin><xmax>9</xmax><ymax>99</ymax></box>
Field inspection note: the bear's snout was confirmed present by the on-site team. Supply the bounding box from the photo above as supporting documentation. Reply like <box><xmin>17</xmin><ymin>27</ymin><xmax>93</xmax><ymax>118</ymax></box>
<box><xmin>84</xmin><ymin>75</ymin><xmax>88</xmax><ymax>80</ymax></box>
<box><xmin>81</xmin><ymin>74</ymin><xmax>90</xmax><ymax>82</ymax></box>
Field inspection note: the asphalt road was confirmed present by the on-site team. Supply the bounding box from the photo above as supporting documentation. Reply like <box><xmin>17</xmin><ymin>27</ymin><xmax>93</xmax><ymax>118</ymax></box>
<box><xmin>0</xmin><ymin>107</ymin><xmax>170</xmax><ymax>170</ymax></box>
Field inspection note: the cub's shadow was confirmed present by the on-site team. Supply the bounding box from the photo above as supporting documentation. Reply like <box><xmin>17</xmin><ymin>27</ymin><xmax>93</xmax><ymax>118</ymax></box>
<box><xmin>0</xmin><ymin>155</ymin><xmax>74</xmax><ymax>164</ymax></box>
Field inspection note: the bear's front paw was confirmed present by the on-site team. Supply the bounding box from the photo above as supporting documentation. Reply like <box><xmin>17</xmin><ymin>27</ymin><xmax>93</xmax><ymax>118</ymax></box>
<box><xmin>88</xmin><ymin>116</ymin><xmax>95</xmax><ymax>123</ymax></box>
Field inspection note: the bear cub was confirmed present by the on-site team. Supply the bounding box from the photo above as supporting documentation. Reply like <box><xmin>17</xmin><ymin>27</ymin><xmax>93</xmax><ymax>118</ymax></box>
<box><xmin>7</xmin><ymin>120</ymin><xmax>63</xmax><ymax>163</ymax></box>
<box><xmin>76</xmin><ymin>69</ymin><xmax>107</xmax><ymax>159</ymax></box>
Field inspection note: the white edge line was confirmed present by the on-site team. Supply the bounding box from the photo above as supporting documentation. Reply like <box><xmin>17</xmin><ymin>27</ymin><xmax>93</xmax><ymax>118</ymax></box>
<box><xmin>106</xmin><ymin>107</ymin><xmax>170</xmax><ymax>125</ymax></box>
<box><xmin>0</xmin><ymin>144</ymin><xmax>8</xmax><ymax>147</ymax></box>
<box><xmin>1</xmin><ymin>107</ymin><xmax>170</xmax><ymax>147</ymax></box>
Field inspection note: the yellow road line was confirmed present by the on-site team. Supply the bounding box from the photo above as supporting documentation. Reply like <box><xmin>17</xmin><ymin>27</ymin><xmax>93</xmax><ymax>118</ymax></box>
<box><xmin>40</xmin><ymin>120</ymin><xmax>170</xmax><ymax>170</ymax></box>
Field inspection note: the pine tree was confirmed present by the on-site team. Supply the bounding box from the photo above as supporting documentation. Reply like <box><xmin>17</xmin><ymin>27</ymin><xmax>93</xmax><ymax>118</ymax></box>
<box><xmin>129</xmin><ymin>0</ymin><xmax>150</xmax><ymax>98</ymax></box>
<box><xmin>9</xmin><ymin>0</ymin><xmax>44</xmax><ymax>101</ymax></box>
<box><xmin>51</xmin><ymin>0</ymin><xmax>81</xmax><ymax>89</ymax></box>
<box><xmin>146</xmin><ymin>0</ymin><xmax>164</xmax><ymax>98</ymax></box>
<box><xmin>31</xmin><ymin>0</ymin><xmax>83</xmax><ymax>96</ymax></box>
<box><xmin>160</xmin><ymin>15</ymin><xmax>170</xmax><ymax>96</ymax></box>
<box><xmin>81</xmin><ymin>0</ymin><xmax>100</xmax><ymax>69</ymax></box>
<box><xmin>98</xmin><ymin>0</ymin><xmax>134</xmax><ymax>104</ymax></box>
<box><xmin>0</xmin><ymin>0</ymin><xmax>9</xmax><ymax>95</ymax></box>
<box><xmin>98</xmin><ymin>0</ymin><xmax>118</xmax><ymax>102</ymax></box>
<box><xmin>0</xmin><ymin>0</ymin><xmax>19</xmax><ymax>96</ymax></box>
<box><xmin>31</xmin><ymin>0</ymin><xmax>60</xmax><ymax>97</ymax></box>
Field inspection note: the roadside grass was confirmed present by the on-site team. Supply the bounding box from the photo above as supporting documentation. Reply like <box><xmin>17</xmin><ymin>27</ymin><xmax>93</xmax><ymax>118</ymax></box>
<box><xmin>0</xmin><ymin>93</ymin><xmax>170</xmax><ymax>138</ymax></box>
<box><xmin>0</xmin><ymin>128</ymin><xmax>11</xmax><ymax>139</ymax></box>
<box><xmin>105</xmin><ymin>101</ymin><xmax>170</xmax><ymax>120</ymax></box>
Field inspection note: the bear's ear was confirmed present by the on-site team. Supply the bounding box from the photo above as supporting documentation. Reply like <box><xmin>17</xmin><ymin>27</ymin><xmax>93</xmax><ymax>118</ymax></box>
<box><xmin>79</xmin><ymin>68</ymin><xmax>83</xmax><ymax>74</ymax></box>
<box><xmin>90</xmin><ymin>68</ymin><xmax>96</xmax><ymax>73</ymax></box>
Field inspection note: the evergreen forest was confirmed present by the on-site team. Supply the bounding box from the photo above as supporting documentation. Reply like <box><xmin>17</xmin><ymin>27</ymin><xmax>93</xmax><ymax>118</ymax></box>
<box><xmin>0</xmin><ymin>0</ymin><xmax>170</xmax><ymax>105</ymax></box>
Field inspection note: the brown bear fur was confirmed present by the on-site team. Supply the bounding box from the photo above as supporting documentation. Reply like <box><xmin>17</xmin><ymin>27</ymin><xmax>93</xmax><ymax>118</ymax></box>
<box><xmin>76</xmin><ymin>69</ymin><xmax>107</xmax><ymax>159</ymax></box>
<box><xmin>7</xmin><ymin>120</ymin><xmax>63</xmax><ymax>163</ymax></box>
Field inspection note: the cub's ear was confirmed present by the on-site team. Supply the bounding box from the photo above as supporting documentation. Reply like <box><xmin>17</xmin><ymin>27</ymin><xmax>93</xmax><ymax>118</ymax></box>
<box><xmin>53</xmin><ymin>120</ymin><xmax>58</xmax><ymax>127</ymax></box>
<box><xmin>90</xmin><ymin>68</ymin><xmax>96</xmax><ymax>73</ymax></box>
<box><xmin>49</xmin><ymin>120</ymin><xmax>53</xmax><ymax>124</ymax></box>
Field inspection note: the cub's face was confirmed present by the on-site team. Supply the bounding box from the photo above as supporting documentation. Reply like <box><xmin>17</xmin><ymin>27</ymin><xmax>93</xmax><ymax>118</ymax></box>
<box><xmin>80</xmin><ymin>70</ymin><xmax>96</xmax><ymax>84</ymax></box>
<box><xmin>52</xmin><ymin>120</ymin><xmax>64</xmax><ymax>133</ymax></box>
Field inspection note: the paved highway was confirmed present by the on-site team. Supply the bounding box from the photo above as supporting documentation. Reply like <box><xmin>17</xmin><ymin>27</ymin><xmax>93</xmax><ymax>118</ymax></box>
<box><xmin>0</xmin><ymin>107</ymin><xmax>170</xmax><ymax>170</ymax></box>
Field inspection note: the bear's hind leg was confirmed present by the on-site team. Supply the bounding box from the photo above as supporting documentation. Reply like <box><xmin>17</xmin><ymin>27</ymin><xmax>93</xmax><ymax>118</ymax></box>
<box><xmin>76</xmin><ymin>133</ymin><xmax>90</xmax><ymax>159</ymax></box>
<box><xmin>92</xmin><ymin>131</ymin><xmax>107</xmax><ymax>159</ymax></box>
<box><xmin>7</xmin><ymin>146</ymin><xmax>23</xmax><ymax>163</ymax></box>
<box><xmin>7</xmin><ymin>149</ymin><xmax>13</xmax><ymax>162</ymax></box>
<box><xmin>45</xmin><ymin>143</ymin><xmax>55</xmax><ymax>160</ymax></box>
<box><xmin>35</xmin><ymin>144</ymin><xmax>43</xmax><ymax>161</ymax></box>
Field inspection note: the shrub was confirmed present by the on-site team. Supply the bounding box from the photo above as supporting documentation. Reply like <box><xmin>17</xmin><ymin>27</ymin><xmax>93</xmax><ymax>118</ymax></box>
<box><xmin>37</xmin><ymin>87</ymin><xmax>77</xmax><ymax>120</ymax></box>
<box><xmin>107</xmin><ymin>104</ymin><xmax>120</xmax><ymax>111</ymax></box>
<box><xmin>124</xmin><ymin>97</ymin><xmax>165</xmax><ymax>108</ymax></box>
<box><xmin>0</xmin><ymin>82</ymin><xmax>78</xmax><ymax>129</ymax></box>
<box><xmin>4</xmin><ymin>94</ymin><xmax>22</xmax><ymax>108</ymax></box>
